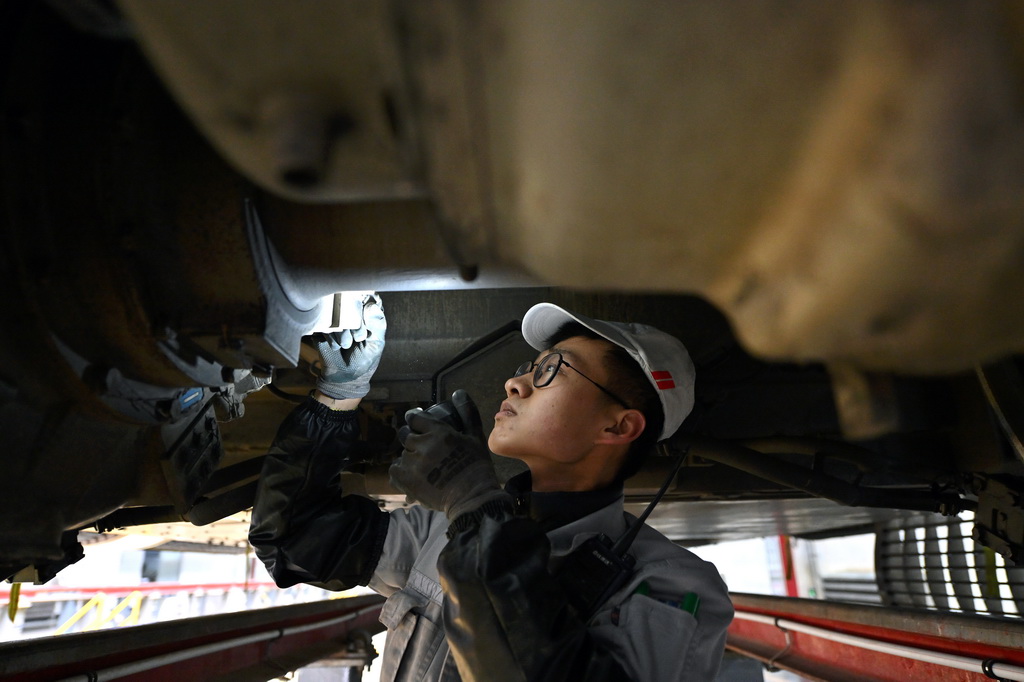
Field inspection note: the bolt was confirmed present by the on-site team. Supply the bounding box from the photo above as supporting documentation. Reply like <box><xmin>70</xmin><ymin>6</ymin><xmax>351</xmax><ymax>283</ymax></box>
<box><xmin>259</xmin><ymin>92</ymin><xmax>340</xmax><ymax>190</ymax></box>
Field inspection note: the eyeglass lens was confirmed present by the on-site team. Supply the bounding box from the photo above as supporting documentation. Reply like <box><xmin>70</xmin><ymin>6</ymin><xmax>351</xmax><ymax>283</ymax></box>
<box><xmin>513</xmin><ymin>354</ymin><xmax>561</xmax><ymax>387</ymax></box>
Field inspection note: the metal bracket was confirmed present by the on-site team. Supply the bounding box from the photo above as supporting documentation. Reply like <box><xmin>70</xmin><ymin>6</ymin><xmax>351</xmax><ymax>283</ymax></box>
<box><xmin>764</xmin><ymin>619</ymin><xmax>794</xmax><ymax>673</ymax></box>
<box><xmin>311</xmin><ymin>628</ymin><xmax>379</xmax><ymax>670</ymax></box>
<box><xmin>973</xmin><ymin>476</ymin><xmax>1024</xmax><ymax>565</ymax></box>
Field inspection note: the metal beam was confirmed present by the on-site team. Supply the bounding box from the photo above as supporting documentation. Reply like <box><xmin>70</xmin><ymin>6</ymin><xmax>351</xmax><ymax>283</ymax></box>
<box><xmin>727</xmin><ymin>593</ymin><xmax>1024</xmax><ymax>681</ymax></box>
<box><xmin>0</xmin><ymin>594</ymin><xmax>384</xmax><ymax>682</ymax></box>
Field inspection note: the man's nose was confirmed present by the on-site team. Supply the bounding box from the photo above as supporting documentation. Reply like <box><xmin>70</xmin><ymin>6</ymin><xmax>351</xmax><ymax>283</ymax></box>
<box><xmin>504</xmin><ymin>373</ymin><xmax>532</xmax><ymax>398</ymax></box>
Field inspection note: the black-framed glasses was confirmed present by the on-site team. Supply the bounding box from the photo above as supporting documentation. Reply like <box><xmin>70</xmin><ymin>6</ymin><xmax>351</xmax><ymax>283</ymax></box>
<box><xmin>513</xmin><ymin>353</ymin><xmax>631</xmax><ymax>409</ymax></box>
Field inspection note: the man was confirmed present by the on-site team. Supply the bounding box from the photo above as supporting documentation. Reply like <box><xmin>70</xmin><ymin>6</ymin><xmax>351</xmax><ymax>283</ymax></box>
<box><xmin>249</xmin><ymin>298</ymin><xmax>733</xmax><ymax>681</ymax></box>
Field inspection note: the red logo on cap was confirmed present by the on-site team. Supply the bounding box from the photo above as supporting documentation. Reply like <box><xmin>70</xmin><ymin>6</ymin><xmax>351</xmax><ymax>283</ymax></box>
<box><xmin>651</xmin><ymin>371</ymin><xmax>675</xmax><ymax>390</ymax></box>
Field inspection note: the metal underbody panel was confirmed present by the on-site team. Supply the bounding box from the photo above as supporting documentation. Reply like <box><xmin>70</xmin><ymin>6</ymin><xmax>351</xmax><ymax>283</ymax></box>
<box><xmin>119</xmin><ymin>0</ymin><xmax>1024</xmax><ymax>373</ymax></box>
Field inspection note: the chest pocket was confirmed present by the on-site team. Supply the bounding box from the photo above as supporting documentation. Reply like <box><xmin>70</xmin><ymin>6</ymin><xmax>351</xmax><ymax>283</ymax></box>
<box><xmin>379</xmin><ymin>587</ymin><xmax>449</xmax><ymax>682</ymax></box>
<box><xmin>615</xmin><ymin>593</ymin><xmax>699</xmax><ymax>680</ymax></box>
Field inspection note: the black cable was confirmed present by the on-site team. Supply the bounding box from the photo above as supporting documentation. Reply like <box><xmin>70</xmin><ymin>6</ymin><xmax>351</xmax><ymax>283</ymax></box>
<box><xmin>267</xmin><ymin>382</ymin><xmax>308</xmax><ymax>404</ymax></box>
<box><xmin>611</xmin><ymin>446</ymin><xmax>688</xmax><ymax>557</ymax></box>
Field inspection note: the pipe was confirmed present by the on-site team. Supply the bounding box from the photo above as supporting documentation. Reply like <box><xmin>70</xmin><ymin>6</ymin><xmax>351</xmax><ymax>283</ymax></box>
<box><xmin>733</xmin><ymin>610</ymin><xmax>1024</xmax><ymax>681</ymax></box>
<box><xmin>681</xmin><ymin>437</ymin><xmax>969</xmax><ymax>515</ymax></box>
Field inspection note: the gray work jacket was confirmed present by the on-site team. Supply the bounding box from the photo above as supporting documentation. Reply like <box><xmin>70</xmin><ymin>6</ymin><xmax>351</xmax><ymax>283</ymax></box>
<box><xmin>368</xmin><ymin>495</ymin><xmax>734</xmax><ymax>681</ymax></box>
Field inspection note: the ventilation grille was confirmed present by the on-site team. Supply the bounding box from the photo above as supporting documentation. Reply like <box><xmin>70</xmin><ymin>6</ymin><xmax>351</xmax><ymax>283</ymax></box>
<box><xmin>876</xmin><ymin>511</ymin><xmax>1024</xmax><ymax>617</ymax></box>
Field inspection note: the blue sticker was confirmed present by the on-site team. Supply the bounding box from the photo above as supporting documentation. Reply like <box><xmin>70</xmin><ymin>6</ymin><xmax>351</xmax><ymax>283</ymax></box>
<box><xmin>178</xmin><ymin>387</ymin><xmax>203</xmax><ymax>411</ymax></box>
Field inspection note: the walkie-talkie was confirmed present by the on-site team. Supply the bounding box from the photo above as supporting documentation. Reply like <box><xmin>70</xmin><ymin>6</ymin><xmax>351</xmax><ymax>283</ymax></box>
<box><xmin>556</xmin><ymin>447</ymin><xmax>686</xmax><ymax>620</ymax></box>
<box><xmin>422</xmin><ymin>398</ymin><xmax>463</xmax><ymax>431</ymax></box>
<box><xmin>556</xmin><ymin>533</ymin><xmax>637</xmax><ymax>619</ymax></box>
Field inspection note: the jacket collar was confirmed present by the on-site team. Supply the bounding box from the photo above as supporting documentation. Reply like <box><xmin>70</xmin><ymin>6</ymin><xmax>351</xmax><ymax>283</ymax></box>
<box><xmin>504</xmin><ymin>471</ymin><xmax>625</xmax><ymax>538</ymax></box>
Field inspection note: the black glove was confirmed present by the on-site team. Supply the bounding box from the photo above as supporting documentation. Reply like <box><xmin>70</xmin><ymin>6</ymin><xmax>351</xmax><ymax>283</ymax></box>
<box><xmin>389</xmin><ymin>390</ymin><xmax>508</xmax><ymax>521</ymax></box>
<box><xmin>310</xmin><ymin>295</ymin><xmax>386</xmax><ymax>399</ymax></box>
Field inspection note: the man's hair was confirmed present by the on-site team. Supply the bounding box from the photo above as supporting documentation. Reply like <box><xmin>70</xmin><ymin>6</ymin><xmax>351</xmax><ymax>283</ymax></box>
<box><xmin>545</xmin><ymin>321</ymin><xmax>664</xmax><ymax>485</ymax></box>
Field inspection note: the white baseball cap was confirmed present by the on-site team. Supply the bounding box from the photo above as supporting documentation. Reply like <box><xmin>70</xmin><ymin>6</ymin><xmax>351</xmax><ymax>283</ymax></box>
<box><xmin>521</xmin><ymin>303</ymin><xmax>695</xmax><ymax>441</ymax></box>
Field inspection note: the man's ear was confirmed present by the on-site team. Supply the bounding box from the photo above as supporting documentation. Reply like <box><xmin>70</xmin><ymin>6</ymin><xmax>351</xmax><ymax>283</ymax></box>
<box><xmin>597</xmin><ymin>409</ymin><xmax>646</xmax><ymax>445</ymax></box>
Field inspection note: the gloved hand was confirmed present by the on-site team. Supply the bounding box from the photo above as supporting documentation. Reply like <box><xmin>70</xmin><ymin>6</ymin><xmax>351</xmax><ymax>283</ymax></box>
<box><xmin>310</xmin><ymin>295</ymin><xmax>386</xmax><ymax>399</ymax></box>
<box><xmin>389</xmin><ymin>390</ymin><xmax>507</xmax><ymax>521</ymax></box>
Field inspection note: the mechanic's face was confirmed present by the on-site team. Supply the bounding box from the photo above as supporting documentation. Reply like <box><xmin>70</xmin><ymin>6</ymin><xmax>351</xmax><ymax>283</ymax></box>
<box><xmin>489</xmin><ymin>336</ymin><xmax>631</xmax><ymax>491</ymax></box>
